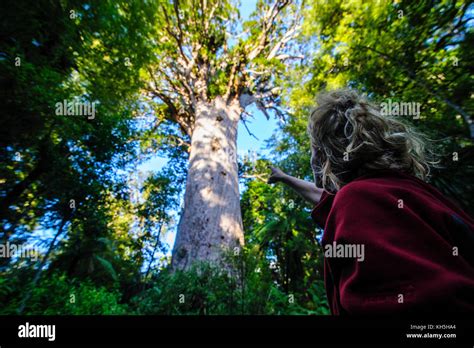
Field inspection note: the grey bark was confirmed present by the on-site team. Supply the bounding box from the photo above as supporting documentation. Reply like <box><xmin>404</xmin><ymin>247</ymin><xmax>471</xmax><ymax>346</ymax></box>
<box><xmin>171</xmin><ymin>96</ymin><xmax>244</xmax><ymax>270</ymax></box>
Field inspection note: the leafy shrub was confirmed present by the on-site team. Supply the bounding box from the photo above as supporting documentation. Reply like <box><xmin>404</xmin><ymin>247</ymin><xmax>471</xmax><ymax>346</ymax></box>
<box><xmin>0</xmin><ymin>272</ymin><xmax>127</xmax><ymax>315</ymax></box>
<box><xmin>131</xmin><ymin>251</ymin><xmax>329</xmax><ymax>315</ymax></box>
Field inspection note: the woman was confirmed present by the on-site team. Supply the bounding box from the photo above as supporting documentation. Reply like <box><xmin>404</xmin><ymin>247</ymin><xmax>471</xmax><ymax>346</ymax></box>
<box><xmin>268</xmin><ymin>89</ymin><xmax>474</xmax><ymax>315</ymax></box>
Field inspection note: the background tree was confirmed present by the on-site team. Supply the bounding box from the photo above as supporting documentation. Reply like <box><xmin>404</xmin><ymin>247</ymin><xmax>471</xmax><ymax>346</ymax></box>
<box><xmin>0</xmin><ymin>0</ymin><xmax>162</xmax><ymax>311</ymax></box>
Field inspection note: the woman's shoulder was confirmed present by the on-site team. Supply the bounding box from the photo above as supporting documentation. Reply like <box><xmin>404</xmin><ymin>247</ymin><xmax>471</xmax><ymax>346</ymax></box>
<box><xmin>337</xmin><ymin>169</ymin><xmax>431</xmax><ymax>195</ymax></box>
<box><xmin>333</xmin><ymin>169</ymin><xmax>473</xmax><ymax>225</ymax></box>
<box><xmin>333</xmin><ymin>169</ymin><xmax>442</xmax><ymax>211</ymax></box>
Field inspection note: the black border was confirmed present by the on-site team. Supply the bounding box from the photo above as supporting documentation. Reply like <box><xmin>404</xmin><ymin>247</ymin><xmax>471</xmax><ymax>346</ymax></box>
<box><xmin>0</xmin><ymin>315</ymin><xmax>473</xmax><ymax>346</ymax></box>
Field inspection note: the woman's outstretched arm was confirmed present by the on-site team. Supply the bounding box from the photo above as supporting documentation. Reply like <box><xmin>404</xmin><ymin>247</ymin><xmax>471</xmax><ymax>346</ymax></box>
<box><xmin>267</xmin><ymin>166</ymin><xmax>324</xmax><ymax>205</ymax></box>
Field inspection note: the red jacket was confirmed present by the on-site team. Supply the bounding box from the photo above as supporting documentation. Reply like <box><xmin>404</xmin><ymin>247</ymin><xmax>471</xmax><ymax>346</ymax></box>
<box><xmin>311</xmin><ymin>169</ymin><xmax>474</xmax><ymax>315</ymax></box>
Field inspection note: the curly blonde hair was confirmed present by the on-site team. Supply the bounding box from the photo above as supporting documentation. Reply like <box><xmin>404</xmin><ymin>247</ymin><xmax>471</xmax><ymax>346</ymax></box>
<box><xmin>307</xmin><ymin>89</ymin><xmax>433</xmax><ymax>193</ymax></box>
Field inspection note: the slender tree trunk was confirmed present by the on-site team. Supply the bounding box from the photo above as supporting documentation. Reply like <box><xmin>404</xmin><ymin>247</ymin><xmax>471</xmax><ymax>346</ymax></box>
<box><xmin>171</xmin><ymin>96</ymin><xmax>244</xmax><ymax>270</ymax></box>
<box><xmin>143</xmin><ymin>222</ymin><xmax>163</xmax><ymax>281</ymax></box>
<box><xmin>18</xmin><ymin>216</ymin><xmax>68</xmax><ymax>314</ymax></box>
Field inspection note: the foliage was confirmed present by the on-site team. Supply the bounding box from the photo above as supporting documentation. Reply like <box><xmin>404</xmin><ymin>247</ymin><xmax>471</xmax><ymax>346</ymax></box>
<box><xmin>0</xmin><ymin>0</ymin><xmax>472</xmax><ymax>315</ymax></box>
<box><xmin>0</xmin><ymin>271</ymin><xmax>127</xmax><ymax>315</ymax></box>
<box><xmin>131</xmin><ymin>253</ymin><xmax>329</xmax><ymax>315</ymax></box>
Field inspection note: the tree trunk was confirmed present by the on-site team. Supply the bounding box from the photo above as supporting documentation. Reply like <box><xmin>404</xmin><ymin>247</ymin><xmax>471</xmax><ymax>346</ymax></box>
<box><xmin>18</xmin><ymin>216</ymin><xmax>68</xmax><ymax>314</ymax></box>
<box><xmin>171</xmin><ymin>96</ymin><xmax>244</xmax><ymax>270</ymax></box>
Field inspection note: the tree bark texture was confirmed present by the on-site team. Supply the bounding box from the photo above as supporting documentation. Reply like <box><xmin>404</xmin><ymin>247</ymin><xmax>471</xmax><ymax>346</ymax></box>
<box><xmin>171</xmin><ymin>96</ymin><xmax>244</xmax><ymax>270</ymax></box>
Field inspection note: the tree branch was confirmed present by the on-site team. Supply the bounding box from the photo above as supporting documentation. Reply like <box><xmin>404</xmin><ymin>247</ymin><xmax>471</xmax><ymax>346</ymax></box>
<box><xmin>161</xmin><ymin>2</ymin><xmax>190</xmax><ymax>66</ymax></box>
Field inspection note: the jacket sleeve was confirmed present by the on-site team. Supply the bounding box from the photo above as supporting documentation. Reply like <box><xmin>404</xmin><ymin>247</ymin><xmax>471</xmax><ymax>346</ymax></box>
<box><xmin>323</xmin><ymin>182</ymin><xmax>474</xmax><ymax>314</ymax></box>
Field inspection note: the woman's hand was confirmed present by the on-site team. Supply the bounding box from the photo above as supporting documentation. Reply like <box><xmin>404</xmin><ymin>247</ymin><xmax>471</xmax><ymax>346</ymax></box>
<box><xmin>267</xmin><ymin>166</ymin><xmax>287</xmax><ymax>184</ymax></box>
<box><xmin>267</xmin><ymin>165</ymin><xmax>323</xmax><ymax>205</ymax></box>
